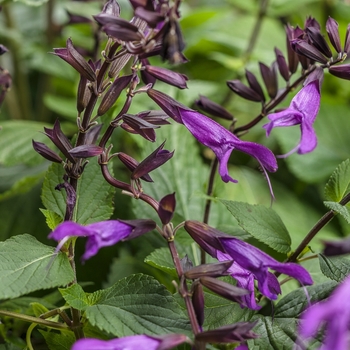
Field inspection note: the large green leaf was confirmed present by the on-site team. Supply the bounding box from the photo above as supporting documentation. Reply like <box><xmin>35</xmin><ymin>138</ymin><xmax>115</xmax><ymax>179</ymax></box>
<box><xmin>61</xmin><ymin>274</ymin><xmax>191</xmax><ymax>337</ymax></box>
<box><xmin>319</xmin><ymin>254</ymin><xmax>350</xmax><ymax>282</ymax></box>
<box><xmin>41</xmin><ymin>160</ymin><xmax>115</xmax><ymax>224</ymax></box>
<box><xmin>324</xmin><ymin>159</ymin><xmax>350</xmax><ymax>202</ymax></box>
<box><xmin>144</xmin><ymin>248</ymin><xmax>177</xmax><ymax>278</ymax></box>
<box><xmin>219</xmin><ymin>200</ymin><xmax>291</xmax><ymax>254</ymax></box>
<box><xmin>0</xmin><ymin>234</ymin><xmax>74</xmax><ymax>300</ymax></box>
<box><xmin>0</xmin><ymin>121</ymin><xmax>50</xmax><ymax>166</ymax></box>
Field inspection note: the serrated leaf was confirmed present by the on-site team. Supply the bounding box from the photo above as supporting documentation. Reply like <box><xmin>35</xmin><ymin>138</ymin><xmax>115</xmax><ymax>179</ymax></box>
<box><xmin>144</xmin><ymin>248</ymin><xmax>177</xmax><ymax>278</ymax></box>
<box><xmin>41</xmin><ymin>160</ymin><xmax>116</xmax><ymax>224</ymax></box>
<box><xmin>83</xmin><ymin>274</ymin><xmax>191</xmax><ymax>337</ymax></box>
<box><xmin>39</xmin><ymin>330</ymin><xmax>75</xmax><ymax>350</ymax></box>
<box><xmin>59</xmin><ymin>284</ymin><xmax>91</xmax><ymax>311</ymax></box>
<box><xmin>0</xmin><ymin>234</ymin><xmax>74</xmax><ymax>300</ymax></box>
<box><xmin>319</xmin><ymin>254</ymin><xmax>350</xmax><ymax>282</ymax></box>
<box><xmin>324</xmin><ymin>159</ymin><xmax>350</xmax><ymax>202</ymax></box>
<box><xmin>40</xmin><ymin>209</ymin><xmax>63</xmax><ymax>230</ymax></box>
<box><xmin>219</xmin><ymin>200</ymin><xmax>291</xmax><ymax>254</ymax></box>
<box><xmin>323</xmin><ymin>201</ymin><xmax>350</xmax><ymax>223</ymax></box>
<box><xmin>274</xmin><ymin>281</ymin><xmax>337</xmax><ymax>318</ymax></box>
<box><xmin>0</xmin><ymin>121</ymin><xmax>50</xmax><ymax>166</ymax></box>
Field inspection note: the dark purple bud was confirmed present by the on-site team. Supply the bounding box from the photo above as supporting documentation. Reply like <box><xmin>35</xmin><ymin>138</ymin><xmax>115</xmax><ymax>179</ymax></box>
<box><xmin>285</xmin><ymin>24</ymin><xmax>301</xmax><ymax>74</ymax></box>
<box><xmin>77</xmin><ymin>76</ymin><xmax>90</xmax><ymax>113</ymax></box>
<box><xmin>345</xmin><ymin>24</ymin><xmax>350</xmax><ymax>54</ymax></box>
<box><xmin>108</xmin><ymin>52</ymin><xmax>132</xmax><ymax>78</ymax></box>
<box><xmin>129</xmin><ymin>0</ymin><xmax>154</xmax><ymax>11</ymax></box>
<box><xmin>329</xmin><ymin>64</ymin><xmax>350</xmax><ymax>80</ymax></box>
<box><xmin>227</xmin><ymin>80</ymin><xmax>263</xmax><ymax>102</ymax></box>
<box><xmin>103</xmin><ymin>22</ymin><xmax>143</xmax><ymax>42</ymax></box>
<box><xmin>245</xmin><ymin>70</ymin><xmax>265</xmax><ymax>102</ymax></box>
<box><xmin>306</xmin><ymin>27</ymin><xmax>332</xmax><ymax>58</ymax></box>
<box><xmin>134</xmin><ymin>7</ymin><xmax>164</xmax><ymax>28</ymax></box>
<box><xmin>0</xmin><ymin>68</ymin><xmax>11</xmax><ymax>106</ymax></box>
<box><xmin>304</xmin><ymin>16</ymin><xmax>320</xmax><ymax>31</ymax></box>
<box><xmin>160</xmin><ymin>14</ymin><xmax>186</xmax><ymax>64</ymax></box>
<box><xmin>66</xmin><ymin>11</ymin><xmax>92</xmax><ymax>25</ymax></box>
<box><xmin>144</xmin><ymin>65</ymin><xmax>188</xmax><ymax>89</ymax></box>
<box><xmin>52</xmin><ymin>39</ymin><xmax>96</xmax><ymax>82</ymax></box>
<box><xmin>85</xmin><ymin>124</ymin><xmax>103</xmax><ymax>145</ymax></box>
<box><xmin>304</xmin><ymin>66</ymin><xmax>324</xmax><ymax>87</ymax></box>
<box><xmin>195</xmin><ymin>321</ymin><xmax>259</xmax><ymax>343</ymax></box>
<box><xmin>274</xmin><ymin>48</ymin><xmax>290</xmax><ymax>82</ymax></box>
<box><xmin>44</xmin><ymin>120</ymin><xmax>75</xmax><ymax>163</ymax></box>
<box><xmin>147</xmin><ymin>89</ymin><xmax>187</xmax><ymax>123</ymax></box>
<box><xmin>32</xmin><ymin>140</ymin><xmax>63</xmax><ymax>163</ymax></box>
<box><xmin>122</xmin><ymin>114</ymin><xmax>159</xmax><ymax>142</ymax></box>
<box><xmin>97</xmin><ymin>74</ymin><xmax>133</xmax><ymax>116</ymax></box>
<box><xmin>259</xmin><ymin>62</ymin><xmax>278</xmax><ymax>99</ymax></box>
<box><xmin>140</xmin><ymin>59</ymin><xmax>157</xmax><ymax>86</ymax></box>
<box><xmin>117</xmin><ymin>153</ymin><xmax>153</xmax><ymax>182</ymax></box>
<box><xmin>131</xmin><ymin>141</ymin><xmax>174</xmax><ymax>180</ymax></box>
<box><xmin>184</xmin><ymin>220</ymin><xmax>226</xmax><ymax>255</ymax></box>
<box><xmin>195</xmin><ymin>95</ymin><xmax>234</xmax><ymax>120</ymax></box>
<box><xmin>0</xmin><ymin>44</ymin><xmax>8</xmax><ymax>55</ymax></box>
<box><xmin>157</xmin><ymin>334</ymin><xmax>191</xmax><ymax>350</ymax></box>
<box><xmin>323</xmin><ymin>237</ymin><xmax>350</xmax><ymax>256</ymax></box>
<box><xmin>326</xmin><ymin>17</ymin><xmax>342</xmax><ymax>53</ymax></box>
<box><xmin>55</xmin><ymin>181</ymin><xmax>76</xmax><ymax>221</ymax></box>
<box><xmin>199</xmin><ymin>276</ymin><xmax>250</xmax><ymax>303</ymax></box>
<box><xmin>119</xmin><ymin>219</ymin><xmax>157</xmax><ymax>240</ymax></box>
<box><xmin>69</xmin><ymin>145</ymin><xmax>104</xmax><ymax>158</ymax></box>
<box><xmin>291</xmin><ymin>39</ymin><xmax>328</xmax><ymax>64</ymax></box>
<box><xmin>158</xmin><ymin>192</ymin><xmax>176</xmax><ymax>225</ymax></box>
<box><xmin>138</xmin><ymin>110</ymin><xmax>170</xmax><ymax>125</ymax></box>
<box><xmin>184</xmin><ymin>261</ymin><xmax>233</xmax><ymax>279</ymax></box>
<box><xmin>101</xmin><ymin>0</ymin><xmax>120</xmax><ymax>17</ymax></box>
<box><xmin>192</xmin><ymin>283</ymin><xmax>204</xmax><ymax>327</ymax></box>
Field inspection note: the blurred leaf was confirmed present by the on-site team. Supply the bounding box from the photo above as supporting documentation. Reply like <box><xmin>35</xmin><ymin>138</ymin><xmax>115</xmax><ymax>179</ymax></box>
<box><xmin>44</xmin><ymin>94</ymin><xmax>77</xmax><ymax>120</ymax></box>
<box><xmin>219</xmin><ymin>200</ymin><xmax>291</xmax><ymax>254</ymax></box>
<box><xmin>39</xmin><ymin>330</ymin><xmax>75</xmax><ymax>350</ymax></box>
<box><xmin>80</xmin><ymin>274</ymin><xmax>191</xmax><ymax>337</ymax></box>
<box><xmin>0</xmin><ymin>121</ymin><xmax>51</xmax><ymax>166</ymax></box>
<box><xmin>0</xmin><ymin>234</ymin><xmax>74</xmax><ymax>300</ymax></box>
<box><xmin>12</xmin><ymin>0</ymin><xmax>49</xmax><ymax>6</ymax></box>
<box><xmin>268</xmin><ymin>0</ymin><xmax>321</xmax><ymax>16</ymax></box>
<box><xmin>319</xmin><ymin>254</ymin><xmax>350</xmax><ymax>282</ymax></box>
<box><xmin>144</xmin><ymin>248</ymin><xmax>177</xmax><ymax>278</ymax></box>
<box><xmin>39</xmin><ymin>208</ymin><xmax>63</xmax><ymax>230</ymax></box>
<box><xmin>324</xmin><ymin>159</ymin><xmax>350</xmax><ymax>202</ymax></box>
<box><xmin>323</xmin><ymin>201</ymin><xmax>350</xmax><ymax>223</ymax></box>
<box><xmin>41</xmin><ymin>160</ymin><xmax>116</xmax><ymax>224</ymax></box>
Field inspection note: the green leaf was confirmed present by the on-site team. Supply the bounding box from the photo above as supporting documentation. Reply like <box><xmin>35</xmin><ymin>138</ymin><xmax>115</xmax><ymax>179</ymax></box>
<box><xmin>59</xmin><ymin>284</ymin><xmax>91</xmax><ymax>311</ymax></box>
<box><xmin>219</xmin><ymin>200</ymin><xmax>291</xmax><ymax>254</ymax></box>
<box><xmin>39</xmin><ymin>330</ymin><xmax>75</xmax><ymax>350</ymax></box>
<box><xmin>144</xmin><ymin>248</ymin><xmax>177</xmax><ymax>278</ymax></box>
<box><xmin>40</xmin><ymin>209</ymin><xmax>63</xmax><ymax>230</ymax></box>
<box><xmin>44</xmin><ymin>94</ymin><xmax>77</xmax><ymax>120</ymax></box>
<box><xmin>41</xmin><ymin>160</ymin><xmax>116</xmax><ymax>224</ymax></box>
<box><xmin>83</xmin><ymin>274</ymin><xmax>191</xmax><ymax>337</ymax></box>
<box><xmin>319</xmin><ymin>254</ymin><xmax>350</xmax><ymax>282</ymax></box>
<box><xmin>0</xmin><ymin>234</ymin><xmax>74</xmax><ymax>300</ymax></box>
<box><xmin>30</xmin><ymin>302</ymin><xmax>50</xmax><ymax>317</ymax></box>
<box><xmin>324</xmin><ymin>159</ymin><xmax>350</xmax><ymax>202</ymax></box>
<box><xmin>0</xmin><ymin>121</ymin><xmax>50</xmax><ymax>166</ymax></box>
<box><xmin>274</xmin><ymin>281</ymin><xmax>337</xmax><ymax>318</ymax></box>
<box><xmin>323</xmin><ymin>201</ymin><xmax>350</xmax><ymax>223</ymax></box>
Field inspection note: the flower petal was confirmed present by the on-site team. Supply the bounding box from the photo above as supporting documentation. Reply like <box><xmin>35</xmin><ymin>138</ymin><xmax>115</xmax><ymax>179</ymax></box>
<box><xmin>298</xmin><ymin>120</ymin><xmax>317</xmax><ymax>154</ymax></box>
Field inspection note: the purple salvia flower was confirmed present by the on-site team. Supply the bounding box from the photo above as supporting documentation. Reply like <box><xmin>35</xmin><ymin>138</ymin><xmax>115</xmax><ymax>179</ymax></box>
<box><xmin>49</xmin><ymin>219</ymin><xmax>155</xmax><ymax>261</ymax></box>
<box><xmin>71</xmin><ymin>334</ymin><xmax>190</xmax><ymax>350</ymax></box>
<box><xmin>263</xmin><ymin>80</ymin><xmax>321</xmax><ymax>157</ymax></box>
<box><xmin>177</xmin><ymin>107</ymin><xmax>277</xmax><ymax>194</ymax></box>
<box><xmin>300</xmin><ymin>274</ymin><xmax>350</xmax><ymax>350</ymax></box>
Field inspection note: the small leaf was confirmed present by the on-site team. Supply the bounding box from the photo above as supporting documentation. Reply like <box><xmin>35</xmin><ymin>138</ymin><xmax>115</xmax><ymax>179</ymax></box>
<box><xmin>219</xmin><ymin>200</ymin><xmax>291</xmax><ymax>254</ymax></box>
<box><xmin>323</xmin><ymin>201</ymin><xmax>350</xmax><ymax>223</ymax></box>
<box><xmin>0</xmin><ymin>234</ymin><xmax>74</xmax><ymax>300</ymax></box>
<box><xmin>39</xmin><ymin>330</ymin><xmax>75</xmax><ymax>350</ymax></box>
<box><xmin>144</xmin><ymin>248</ymin><xmax>177</xmax><ymax>278</ymax></box>
<box><xmin>59</xmin><ymin>284</ymin><xmax>91</xmax><ymax>311</ymax></box>
<box><xmin>83</xmin><ymin>274</ymin><xmax>191</xmax><ymax>337</ymax></box>
<box><xmin>324</xmin><ymin>159</ymin><xmax>350</xmax><ymax>202</ymax></box>
<box><xmin>30</xmin><ymin>302</ymin><xmax>50</xmax><ymax>317</ymax></box>
<box><xmin>319</xmin><ymin>254</ymin><xmax>350</xmax><ymax>282</ymax></box>
<box><xmin>40</xmin><ymin>209</ymin><xmax>63</xmax><ymax>230</ymax></box>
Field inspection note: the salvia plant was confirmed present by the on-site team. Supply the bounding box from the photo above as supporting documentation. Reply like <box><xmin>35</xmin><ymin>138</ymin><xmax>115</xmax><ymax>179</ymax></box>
<box><xmin>2</xmin><ymin>0</ymin><xmax>350</xmax><ymax>349</ymax></box>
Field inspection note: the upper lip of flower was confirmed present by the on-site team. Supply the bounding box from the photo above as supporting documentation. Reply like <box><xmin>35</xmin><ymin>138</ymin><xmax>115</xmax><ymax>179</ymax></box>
<box><xmin>263</xmin><ymin>79</ymin><xmax>321</xmax><ymax>156</ymax></box>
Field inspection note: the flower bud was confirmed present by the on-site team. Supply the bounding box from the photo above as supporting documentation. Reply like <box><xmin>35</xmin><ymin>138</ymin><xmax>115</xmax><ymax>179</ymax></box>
<box><xmin>32</xmin><ymin>140</ymin><xmax>63</xmax><ymax>163</ymax></box>
<box><xmin>306</xmin><ymin>27</ymin><xmax>332</xmax><ymax>58</ymax></box>
<box><xmin>69</xmin><ymin>145</ymin><xmax>104</xmax><ymax>158</ymax></box>
<box><xmin>195</xmin><ymin>95</ymin><xmax>234</xmax><ymax>120</ymax></box>
<box><xmin>344</xmin><ymin>24</ymin><xmax>350</xmax><ymax>54</ymax></box>
<box><xmin>158</xmin><ymin>193</ymin><xmax>176</xmax><ymax>225</ymax></box>
<box><xmin>192</xmin><ymin>283</ymin><xmax>204</xmax><ymax>327</ymax></box>
<box><xmin>101</xmin><ymin>0</ymin><xmax>120</xmax><ymax>17</ymax></box>
<box><xmin>274</xmin><ymin>48</ymin><xmax>290</xmax><ymax>82</ymax></box>
<box><xmin>134</xmin><ymin>7</ymin><xmax>164</xmax><ymax>28</ymax></box>
<box><xmin>137</xmin><ymin>110</ymin><xmax>170</xmax><ymax>125</ymax></box>
<box><xmin>119</xmin><ymin>219</ymin><xmax>157</xmax><ymax>241</ymax></box>
<box><xmin>77</xmin><ymin>76</ymin><xmax>90</xmax><ymax>113</ymax></box>
<box><xmin>291</xmin><ymin>39</ymin><xmax>328</xmax><ymax>64</ymax></box>
<box><xmin>122</xmin><ymin>114</ymin><xmax>159</xmax><ymax>142</ymax></box>
<box><xmin>226</xmin><ymin>80</ymin><xmax>263</xmax><ymax>102</ymax></box>
<box><xmin>259</xmin><ymin>62</ymin><xmax>278</xmax><ymax>99</ymax></box>
<box><xmin>0</xmin><ymin>45</ymin><xmax>8</xmax><ymax>55</ymax></box>
<box><xmin>285</xmin><ymin>24</ymin><xmax>302</xmax><ymax>74</ymax></box>
<box><xmin>326</xmin><ymin>17</ymin><xmax>342</xmax><ymax>53</ymax></box>
<box><xmin>245</xmin><ymin>69</ymin><xmax>265</xmax><ymax>101</ymax></box>
<box><xmin>184</xmin><ymin>261</ymin><xmax>233</xmax><ymax>279</ymax></box>
<box><xmin>329</xmin><ymin>64</ymin><xmax>350</xmax><ymax>80</ymax></box>
<box><xmin>85</xmin><ymin>124</ymin><xmax>103</xmax><ymax>145</ymax></box>
<box><xmin>144</xmin><ymin>65</ymin><xmax>188</xmax><ymax>89</ymax></box>
<box><xmin>117</xmin><ymin>153</ymin><xmax>153</xmax><ymax>182</ymax></box>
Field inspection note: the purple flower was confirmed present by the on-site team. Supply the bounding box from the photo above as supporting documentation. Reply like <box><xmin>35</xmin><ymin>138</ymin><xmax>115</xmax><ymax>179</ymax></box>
<box><xmin>300</xmin><ymin>274</ymin><xmax>350</xmax><ymax>350</ymax></box>
<box><xmin>263</xmin><ymin>80</ymin><xmax>321</xmax><ymax>157</ymax></box>
<box><xmin>177</xmin><ymin>107</ymin><xmax>277</xmax><ymax>187</ymax></box>
<box><xmin>71</xmin><ymin>334</ymin><xmax>190</xmax><ymax>350</ymax></box>
<box><xmin>49</xmin><ymin>219</ymin><xmax>155</xmax><ymax>261</ymax></box>
<box><xmin>184</xmin><ymin>221</ymin><xmax>313</xmax><ymax>310</ymax></box>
